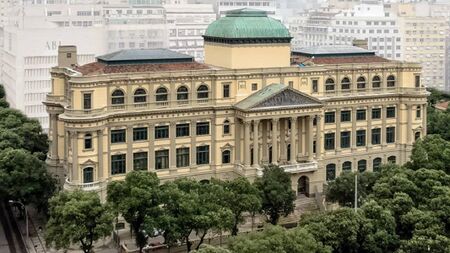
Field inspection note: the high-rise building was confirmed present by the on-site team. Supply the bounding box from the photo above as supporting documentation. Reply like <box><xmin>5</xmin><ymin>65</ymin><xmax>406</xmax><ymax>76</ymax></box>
<box><xmin>217</xmin><ymin>0</ymin><xmax>276</xmax><ymax>17</ymax></box>
<box><xmin>1</xmin><ymin>0</ymin><xmax>215</xmax><ymax>131</ymax></box>
<box><xmin>45</xmin><ymin>9</ymin><xmax>427</xmax><ymax>200</ymax></box>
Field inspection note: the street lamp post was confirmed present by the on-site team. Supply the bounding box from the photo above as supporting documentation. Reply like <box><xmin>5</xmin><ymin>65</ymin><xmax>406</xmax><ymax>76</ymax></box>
<box><xmin>354</xmin><ymin>173</ymin><xmax>358</xmax><ymax>212</ymax></box>
<box><xmin>8</xmin><ymin>200</ymin><xmax>29</xmax><ymax>243</ymax></box>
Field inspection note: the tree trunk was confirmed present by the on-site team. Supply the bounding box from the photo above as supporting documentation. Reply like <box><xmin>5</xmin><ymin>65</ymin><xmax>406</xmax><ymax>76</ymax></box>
<box><xmin>186</xmin><ymin>237</ymin><xmax>192</xmax><ymax>252</ymax></box>
<box><xmin>270</xmin><ymin>212</ymin><xmax>279</xmax><ymax>225</ymax></box>
<box><xmin>195</xmin><ymin>231</ymin><xmax>208</xmax><ymax>250</ymax></box>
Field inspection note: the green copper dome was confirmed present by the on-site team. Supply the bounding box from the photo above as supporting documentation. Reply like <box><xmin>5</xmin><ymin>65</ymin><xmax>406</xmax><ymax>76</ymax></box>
<box><xmin>204</xmin><ymin>8</ymin><xmax>291</xmax><ymax>40</ymax></box>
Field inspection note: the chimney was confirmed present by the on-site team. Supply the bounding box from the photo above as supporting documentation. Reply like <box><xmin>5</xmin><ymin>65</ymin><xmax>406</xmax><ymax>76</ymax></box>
<box><xmin>352</xmin><ymin>39</ymin><xmax>368</xmax><ymax>50</ymax></box>
<box><xmin>58</xmin><ymin>45</ymin><xmax>77</xmax><ymax>68</ymax></box>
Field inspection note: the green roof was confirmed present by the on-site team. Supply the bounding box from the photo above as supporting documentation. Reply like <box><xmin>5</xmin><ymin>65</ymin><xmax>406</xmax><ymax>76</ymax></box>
<box><xmin>204</xmin><ymin>8</ymin><xmax>291</xmax><ymax>39</ymax></box>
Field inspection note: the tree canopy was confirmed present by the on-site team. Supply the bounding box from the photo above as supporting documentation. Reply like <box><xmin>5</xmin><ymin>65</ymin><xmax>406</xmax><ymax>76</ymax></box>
<box><xmin>254</xmin><ymin>165</ymin><xmax>296</xmax><ymax>225</ymax></box>
<box><xmin>0</xmin><ymin>148</ymin><xmax>56</xmax><ymax>211</ymax></box>
<box><xmin>45</xmin><ymin>190</ymin><xmax>113</xmax><ymax>253</ymax></box>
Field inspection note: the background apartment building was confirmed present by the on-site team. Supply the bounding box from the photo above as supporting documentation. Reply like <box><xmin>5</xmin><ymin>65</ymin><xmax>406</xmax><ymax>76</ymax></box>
<box><xmin>288</xmin><ymin>1</ymin><xmax>450</xmax><ymax>91</ymax></box>
<box><xmin>0</xmin><ymin>0</ymin><xmax>215</xmax><ymax>131</ymax></box>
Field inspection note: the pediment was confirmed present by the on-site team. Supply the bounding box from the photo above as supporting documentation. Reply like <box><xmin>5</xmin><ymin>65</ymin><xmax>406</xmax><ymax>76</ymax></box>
<box><xmin>254</xmin><ymin>89</ymin><xmax>321</xmax><ymax>109</ymax></box>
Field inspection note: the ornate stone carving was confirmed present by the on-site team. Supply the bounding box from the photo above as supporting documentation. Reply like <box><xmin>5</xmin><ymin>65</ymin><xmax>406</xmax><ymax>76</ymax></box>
<box><xmin>255</xmin><ymin>90</ymin><xmax>321</xmax><ymax>108</ymax></box>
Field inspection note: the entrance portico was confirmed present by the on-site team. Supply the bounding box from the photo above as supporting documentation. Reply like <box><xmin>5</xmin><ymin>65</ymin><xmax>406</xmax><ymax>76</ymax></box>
<box><xmin>234</xmin><ymin>84</ymin><xmax>324</xmax><ymax>193</ymax></box>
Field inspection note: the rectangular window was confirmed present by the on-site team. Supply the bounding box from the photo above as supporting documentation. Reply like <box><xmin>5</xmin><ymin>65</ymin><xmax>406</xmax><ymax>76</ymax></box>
<box><xmin>111</xmin><ymin>154</ymin><xmax>126</xmax><ymax>175</ymax></box>
<box><xmin>133</xmin><ymin>127</ymin><xmax>148</xmax><ymax>141</ymax></box>
<box><xmin>196</xmin><ymin>122</ymin><xmax>210</xmax><ymax>135</ymax></box>
<box><xmin>223</xmin><ymin>84</ymin><xmax>230</xmax><ymax>98</ymax></box>
<box><xmin>416</xmin><ymin>107</ymin><xmax>421</xmax><ymax>118</ymax></box>
<box><xmin>155</xmin><ymin>126</ymin><xmax>169</xmax><ymax>139</ymax></box>
<box><xmin>83</xmin><ymin>93</ymin><xmax>92</xmax><ymax>110</ymax></box>
<box><xmin>415</xmin><ymin>75</ymin><xmax>421</xmax><ymax>87</ymax></box>
<box><xmin>357</xmin><ymin>130</ymin><xmax>366</xmax><ymax>146</ymax></box>
<box><xmin>176</xmin><ymin>123</ymin><xmax>190</xmax><ymax>137</ymax></box>
<box><xmin>325</xmin><ymin>112</ymin><xmax>335</xmax><ymax>123</ymax></box>
<box><xmin>341</xmin><ymin>110</ymin><xmax>351</xmax><ymax>122</ymax></box>
<box><xmin>372</xmin><ymin>108</ymin><xmax>381</xmax><ymax>119</ymax></box>
<box><xmin>176</xmin><ymin>147</ymin><xmax>190</xmax><ymax>167</ymax></box>
<box><xmin>324</xmin><ymin>133</ymin><xmax>335</xmax><ymax>150</ymax></box>
<box><xmin>155</xmin><ymin>150</ymin><xmax>169</xmax><ymax>169</ymax></box>
<box><xmin>111</xmin><ymin>129</ymin><xmax>126</xmax><ymax>143</ymax></box>
<box><xmin>312</xmin><ymin>79</ymin><xmax>318</xmax><ymax>92</ymax></box>
<box><xmin>133</xmin><ymin>152</ymin><xmax>148</xmax><ymax>171</ymax></box>
<box><xmin>356</xmin><ymin>109</ymin><xmax>366</xmax><ymax>120</ymax></box>
<box><xmin>252</xmin><ymin>83</ymin><xmax>258</xmax><ymax>91</ymax></box>
<box><xmin>341</xmin><ymin>131</ymin><xmax>351</xmax><ymax>148</ymax></box>
<box><xmin>386</xmin><ymin>127</ymin><xmax>395</xmax><ymax>143</ymax></box>
<box><xmin>372</xmin><ymin>128</ymin><xmax>381</xmax><ymax>145</ymax></box>
<box><xmin>386</xmin><ymin>107</ymin><xmax>396</xmax><ymax>118</ymax></box>
<box><xmin>196</xmin><ymin>145</ymin><xmax>210</xmax><ymax>165</ymax></box>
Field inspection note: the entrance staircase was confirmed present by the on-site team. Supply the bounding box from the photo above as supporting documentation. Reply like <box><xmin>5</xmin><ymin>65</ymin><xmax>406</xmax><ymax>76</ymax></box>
<box><xmin>278</xmin><ymin>196</ymin><xmax>320</xmax><ymax>225</ymax></box>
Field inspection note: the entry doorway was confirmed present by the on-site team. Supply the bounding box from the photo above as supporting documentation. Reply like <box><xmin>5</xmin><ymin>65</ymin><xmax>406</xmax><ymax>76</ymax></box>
<box><xmin>297</xmin><ymin>176</ymin><xmax>309</xmax><ymax>197</ymax></box>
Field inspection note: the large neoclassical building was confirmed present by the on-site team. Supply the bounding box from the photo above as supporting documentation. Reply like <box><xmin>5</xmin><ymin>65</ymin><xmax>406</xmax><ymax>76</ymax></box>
<box><xmin>45</xmin><ymin>9</ymin><xmax>427</xmax><ymax>198</ymax></box>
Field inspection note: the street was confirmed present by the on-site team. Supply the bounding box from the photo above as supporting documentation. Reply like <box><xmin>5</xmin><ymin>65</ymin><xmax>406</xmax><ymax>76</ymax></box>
<box><xmin>0</xmin><ymin>201</ymin><xmax>28</xmax><ymax>253</ymax></box>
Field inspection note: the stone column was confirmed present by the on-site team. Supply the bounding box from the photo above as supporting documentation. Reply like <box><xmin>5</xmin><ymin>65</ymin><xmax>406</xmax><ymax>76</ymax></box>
<box><xmin>190</xmin><ymin>120</ymin><xmax>197</xmax><ymax>166</ymax></box>
<box><xmin>335</xmin><ymin>108</ymin><xmax>341</xmax><ymax>152</ymax></box>
<box><xmin>351</xmin><ymin>107</ymin><xmax>357</xmax><ymax>150</ymax></box>
<box><xmin>422</xmin><ymin>104</ymin><xmax>427</xmax><ymax>137</ymax></box>
<box><xmin>407</xmin><ymin>104</ymin><xmax>412</xmax><ymax>145</ymax></box>
<box><xmin>381</xmin><ymin>105</ymin><xmax>387</xmax><ymax>146</ymax></box>
<box><xmin>280</xmin><ymin>119</ymin><xmax>286</xmax><ymax>163</ymax></box>
<box><xmin>290</xmin><ymin>117</ymin><xmax>297</xmax><ymax>164</ymax></box>
<box><xmin>169</xmin><ymin>122</ymin><xmax>176</xmax><ymax>169</ymax></box>
<box><xmin>149</xmin><ymin>124</ymin><xmax>155</xmax><ymax>170</ymax></box>
<box><xmin>262</xmin><ymin>120</ymin><xmax>268</xmax><ymax>164</ymax></box>
<box><xmin>234</xmin><ymin>119</ymin><xmax>241</xmax><ymax>164</ymax></box>
<box><xmin>51</xmin><ymin>114</ymin><xmax>59</xmax><ymax>160</ymax></box>
<box><xmin>244</xmin><ymin>120</ymin><xmax>251</xmax><ymax>166</ymax></box>
<box><xmin>316</xmin><ymin>115</ymin><xmax>323</xmax><ymax>159</ymax></box>
<box><xmin>126</xmin><ymin>125</ymin><xmax>133</xmax><ymax>172</ymax></box>
<box><xmin>97</xmin><ymin>130</ymin><xmax>103</xmax><ymax>179</ymax></box>
<box><xmin>71</xmin><ymin>131</ymin><xmax>78</xmax><ymax>182</ymax></box>
<box><xmin>210</xmin><ymin>116</ymin><xmax>217</xmax><ymax>169</ymax></box>
<box><xmin>271</xmin><ymin>118</ymin><xmax>279</xmax><ymax>165</ymax></box>
<box><xmin>307</xmin><ymin>116</ymin><xmax>314</xmax><ymax>161</ymax></box>
<box><xmin>396</xmin><ymin>104</ymin><xmax>402</xmax><ymax>144</ymax></box>
<box><xmin>297</xmin><ymin>117</ymin><xmax>302</xmax><ymax>159</ymax></box>
<box><xmin>253</xmin><ymin>120</ymin><xmax>260</xmax><ymax>166</ymax></box>
<box><xmin>367</xmin><ymin>105</ymin><xmax>373</xmax><ymax>148</ymax></box>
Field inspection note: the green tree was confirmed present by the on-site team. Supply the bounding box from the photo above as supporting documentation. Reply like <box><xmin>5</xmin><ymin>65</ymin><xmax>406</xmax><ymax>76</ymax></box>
<box><xmin>0</xmin><ymin>84</ymin><xmax>5</xmax><ymax>99</ymax></box>
<box><xmin>0</xmin><ymin>148</ymin><xmax>56</xmax><ymax>212</ymax></box>
<box><xmin>0</xmin><ymin>98</ymin><xmax>9</xmax><ymax>108</ymax></box>
<box><xmin>217</xmin><ymin>177</ymin><xmax>261</xmax><ymax>235</ymax></box>
<box><xmin>106</xmin><ymin>171</ymin><xmax>161</xmax><ymax>253</ymax></box>
<box><xmin>409</xmin><ymin>135</ymin><xmax>450</xmax><ymax>172</ymax></box>
<box><xmin>299</xmin><ymin>208</ymin><xmax>362</xmax><ymax>253</ymax></box>
<box><xmin>192</xmin><ymin>245</ymin><xmax>232</xmax><ymax>253</ymax></box>
<box><xmin>159</xmin><ymin>179</ymin><xmax>233</xmax><ymax>252</ymax></box>
<box><xmin>45</xmin><ymin>190</ymin><xmax>114</xmax><ymax>253</ymax></box>
<box><xmin>0</xmin><ymin>108</ymin><xmax>48</xmax><ymax>157</ymax></box>
<box><xmin>325</xmin><ymin>171</ymin><xmax>379</xmax><ymax>207</ymax></box>
<box><xmin>254</xmin><ymin>165</ymin><xmax>295</xmax><ymax>225</ymax></box>
<box><xmin>228</xmin><ymin>225</ymin><xmax>330</xmax><ymax>253</ymax></box>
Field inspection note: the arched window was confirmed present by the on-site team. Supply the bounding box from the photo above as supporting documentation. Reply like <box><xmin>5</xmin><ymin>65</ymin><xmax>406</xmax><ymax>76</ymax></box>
<box><xmin>222</xmin><ymin>150</ymin><xmax>231</xmax><ymax>164</ymax></box>
<box><xmin>341</xmin><ymin>77</ymin><xmax>351</xmax><ymax>90</ymax></box>
<box><xmin>84</xmin><ymin>133</ymin><xmax>92</xmax><ymax>149</ymax></box>
<box><xmin>326</xmin><ymin>164</ymin><xmax>336</xmax><ymax>181</ymax></box>
<box><xmin>387</xmin><ymin>75</ymin><xmax>396</xmax><ymax>87</ymax></box>
<box><xmin>325</xmin><ymin>78</ymin><xmax>335</xmax><ymax>91</ymax></box>
<box><xmin>358</xmin><ymin>159</ymin><xmax>367</xmax><ymax>172</ymax></box>
<box><xmin>372</xmin><ymin>76</ymin><xmax>381</xmax><ymax>88</ymax></box>
<box><xmin>197</xmin><ymin>85</ymin><xmax>209</xmax><ymax>99</ymax></box>
<box><xmin>134</xmin><ymin>88</ymin><xmax>147</xmax><ymax>103</ymax></box>
<box><xmin>155</xmin><ymin>87</ymin><xmax>168</xmax><ymax>102</ymax></box>
<box><xmin>387</xmin><ymin>156</ymin><xmax>396</xmax><ymax>164</ymax></box>
<box><xmin>111</xmin><ymin>89</ymin><xmax>125</xmax><ymax>105</ymax></box>
<box><xmin>83</xmin><ymin>167</ymin><xmax>94</xmax><ymax>183</ymax></box>
<box><xmin>223</xmin><ymin>120</ymin><xmax>230</xmax><ymax>134</ymax></box>
<box><xmin>177</xmin><ymin>86</ymin><xmax>189</xmax><ymax>100</ymax></box>
<box><xmin>357</xmin><ymin>77</ymin><xmax>366</xmax><ymax>89</ymax></box>
<box><xmin>342</xmin><ymin>161</ymin><xmax>352</xmax><ymax>173</ymax></box>
<box><xmin>373</xmin><ymin>158</ymin><xmax>382</xmax><ymax>172</ymax></box>
<box><xmin>415</xmin><ymin>132</ymin><xmax>421</xmax><ymax>141</ymax></box>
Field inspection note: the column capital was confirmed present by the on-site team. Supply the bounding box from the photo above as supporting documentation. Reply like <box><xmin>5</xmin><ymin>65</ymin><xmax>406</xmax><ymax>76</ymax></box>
<box><xmin>290</xmin><ymin>116</ymin><xmax>298</xmax><ymax>122</ymax></box>
<box><xmin>253</xmin><ymin>119</ymin><xmax>260</xmax><ymax>124</ymax></box>
<box><xmin>243</xmin><ymin>120</ymin><xmax>252</xmax><ymax>126</ymax></box>
<box><xmin>272</xmin><ymin>117</ymin><xmax>279</xmax><ymax>123</ymax></box>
